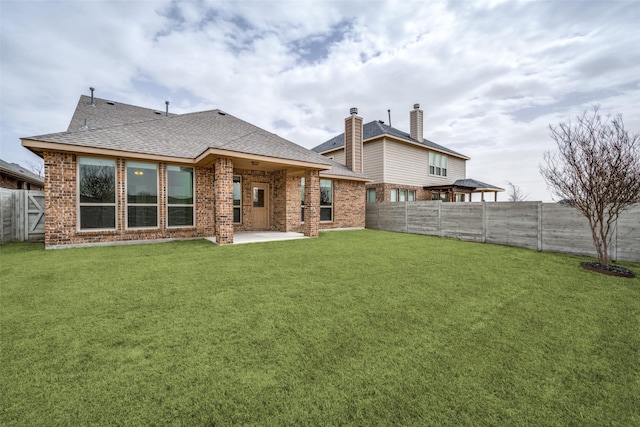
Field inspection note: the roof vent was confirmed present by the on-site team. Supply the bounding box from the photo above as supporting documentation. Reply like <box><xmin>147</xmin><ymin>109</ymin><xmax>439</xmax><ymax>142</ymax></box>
<box><xmin>378</xmin><ymin>120</ymin><xmax>384</xmax><ymax>124</ymax></box>
<box><xmin>350</xmin><ymin>107</ymin><xmax>358</xmax><ymax>115</ymax></box>
<box><xmin>414</xmin><ymin>103</ymin><xmax>420</xmax><ymax>109</ymax></box>
<box><xmin>89</xmin><ymin>87</ymin><xmax>95</xmax><ymax>106</ymax></box>
<box><xmin>165</xmin><ymin>101</ymin><xmax>169</xmax><ymax>116</ymax></box>
<box><xmin>218</xmin><ymin>111</ymin><xmax>226</xmax><ymax>116</ymax></box>
<box><xmin>107</xmin><ymin>101</ymin><xmax>115</xmax><ymax>105</ymax></box>
<box><xmin>154</xmin><ymin>111</ymin><xmax>161</xmax><ymax>115</ymax></box>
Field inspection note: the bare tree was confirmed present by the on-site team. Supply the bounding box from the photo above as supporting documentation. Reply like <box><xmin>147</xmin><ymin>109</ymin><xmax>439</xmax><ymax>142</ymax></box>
<box><xmin>25</xmin><ymin>159</ymin><xmax>44</xmax><ymax>178</ymax></box>
<box><xmin>506</xmin><ymin>181</ymin><xmax>528</xmax><ymax>202</ymax></box>
<box><xmin>540</xmin><ymin>105</ymin><xmax>640</xmax><ymax>267</ymax></box>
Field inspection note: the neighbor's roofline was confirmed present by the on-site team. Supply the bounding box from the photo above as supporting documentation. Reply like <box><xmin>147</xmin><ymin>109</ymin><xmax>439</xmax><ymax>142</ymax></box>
<box><xmin>317</xmin><ymin>134</ymin><xmax>470</xmax><ymax>160</ymax></box>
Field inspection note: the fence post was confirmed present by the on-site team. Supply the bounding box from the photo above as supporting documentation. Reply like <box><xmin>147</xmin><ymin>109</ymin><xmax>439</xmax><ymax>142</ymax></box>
<box><xmin>404</xmin><ymin>202</ymin><xmax>408</xmax><ymax>233</ymax></box>
<box><xmin>537</xmin><ymin>202</ymin><xmax>543</xmax><ymax>251</ymax></box>
<box><xmin>482</xmin><ymin>201</ymin><xmax>487</xmax><ymax>243</ymax></box>
<box><xmin>438</xmin><ymin>201</ymin><xmax>443</xmax><ymax>237</ymax></box>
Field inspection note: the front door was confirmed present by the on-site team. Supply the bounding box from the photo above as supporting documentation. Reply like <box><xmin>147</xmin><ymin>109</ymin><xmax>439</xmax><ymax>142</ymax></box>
<box><xmin>251</xmin><ymin>183</ymin><xmax>269</xmax><ymax>230</ymax></box>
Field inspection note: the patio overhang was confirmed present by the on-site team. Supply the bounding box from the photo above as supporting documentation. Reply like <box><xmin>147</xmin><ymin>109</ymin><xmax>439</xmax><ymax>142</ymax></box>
<box><xmin>195</xmin><ymin>147</ymin><xmax>332</xmax><ymax>173</ymax></box>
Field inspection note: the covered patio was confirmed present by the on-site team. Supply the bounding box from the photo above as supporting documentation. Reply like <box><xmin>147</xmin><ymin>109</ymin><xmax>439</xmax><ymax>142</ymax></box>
<box><xmin>206</xmin><ymin>231</ymin><xmax>308</xmax><ymax>245</ymax></box>
<box><xmin>424</xmin><ymin>178</ymin><xmax>505</xmax><ymax>202</ymax></box>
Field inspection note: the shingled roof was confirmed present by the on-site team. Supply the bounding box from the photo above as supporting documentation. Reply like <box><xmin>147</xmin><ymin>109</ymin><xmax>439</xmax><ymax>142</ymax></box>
<box><xmin>312</xmin><ymin>120</ymin><xmax>469</xmax><ymax>159</ymax></box>
<box><xmin>22</xmin><ymin>95</ymin><xmax>369</xmax><ymax>181</ymax></box>
<box><xmin>0</xmin><ymin>158</ymin><xmax>44</xmax><ymax>186</ymax></box>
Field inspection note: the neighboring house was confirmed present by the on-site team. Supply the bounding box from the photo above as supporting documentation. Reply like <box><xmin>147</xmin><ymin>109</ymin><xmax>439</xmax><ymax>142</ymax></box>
<box><xmin>312</xmin><ymin>105</ymin><xmax>503</xmax><ymax>202</ymax></box>
<box><xmin>0</xmin><ymin>159</ymin><xmax>44</xmax><ymax>190</ymax></box>
<box><xmin>21</xmin><ymin>91</ymin><xmax>369</xmax><ymax>248</ymax></box>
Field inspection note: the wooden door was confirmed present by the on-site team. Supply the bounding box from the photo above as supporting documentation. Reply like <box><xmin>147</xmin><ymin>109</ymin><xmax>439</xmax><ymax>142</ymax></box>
<box><xmin>251</xmin><ymin>183</ymin><xmax>269</xmax><ymax>229</ymax></box>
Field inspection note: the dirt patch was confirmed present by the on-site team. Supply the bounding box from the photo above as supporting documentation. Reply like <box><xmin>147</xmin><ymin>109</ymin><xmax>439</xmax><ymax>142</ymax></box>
<box><xmin>580</xmin><ymin>262</ymin><xmax>636</xmax><ymax>278</ymax></box>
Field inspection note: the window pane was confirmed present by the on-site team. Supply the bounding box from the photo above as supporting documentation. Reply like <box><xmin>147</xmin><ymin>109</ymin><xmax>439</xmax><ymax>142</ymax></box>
<box><xmin>320</xmin><ymin>207</ymin><xmax>332</xmax><ymax>221</ymax></box>
<box><xmin>127</xmin><ymin>162</ymin><xmax>157</xmax><ymax>204</ymax></box>
<box><xmin>79</xmin><ymin>158</ymin><xmax>115</xmax><ymax>203</ymax></box>
<box><xmin>233</xmin><ymin>176</ymin><xmax>241</xmax><ymax>206</ymax></box>
<box><xmin>320</xmin><ymin>179</ymin><xmax>332</xmax><ymax>206</ymax></box>
<box><xmin>399</xmin><ymin>190</ymin><xmax>407</xmax><ymax>202</ymax></box>
<box><xmin>253</xmin><ymin>188</ymin><xmax>264</xmax><ymax>207</ymax></box>
<box><xmin>167</xmin><ymin>166</ymin><xmax>194</xmax><ymax>204</ymax></box>
<box><xmin>408</xmin><ymin>191</ymin><xmax>416</xmax><ymax>201</ymax></box>
<box><xmin>168</xmin><ymin>206</ymin><xmax>194</xmax><ymax>227</ymax></box>
<box><xmin>128</xmin><ymin>206</ymin><xmax>157</xmax><ymax>228</ymax></box>
<box><xmin>367</xmin><ymin>188</ymin><xmax>376</xmax><ymax>203</ymax></box>
<box><xmin>233</xmin><ymin>207</ymin><xmax>241</xmax><ymax>223</ymax></box>
<box><xmin>80</xmin><ymin>206</ymin><xmax>115</xmax><ymax>229</ymax></box>
<box><xmin>301</xmin><ymin>177</ymin><xmax>305</xmax><ymax>205</ymax></box>
<box><xmin>390</xmin><ymin>189</ymin><xmax>398</xmax><ymax>202</ymax></box>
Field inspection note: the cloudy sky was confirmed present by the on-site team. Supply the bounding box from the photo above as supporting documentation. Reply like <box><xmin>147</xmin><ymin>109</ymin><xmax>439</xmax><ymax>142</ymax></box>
<box><xmin>2</xmin><ymin>0</ymin><xmax>639</xmax><ymax>201</ymax></box>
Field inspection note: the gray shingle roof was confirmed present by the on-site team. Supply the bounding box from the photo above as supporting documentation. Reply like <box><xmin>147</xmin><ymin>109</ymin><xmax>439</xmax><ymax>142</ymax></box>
<box><xmin>312</xmin><ymin>120</ymin><xmax>469</xmax><ymax>159</ymax></box>
<box><xmin>0</xmin><ymin>158</ymin><xmax>44</xmax><ymax>185</ymax></box>
<box><xmin>67</xmin><ymin>95</ymin><xmax>177</xmax><ymax>132</ymax></box>
<box><xmin>24</xmin><ymin>95</ymin><xmax>369</xmax><ymax>180</ymax></box>
<box><xmin>453</xmin><ymin>179</ymin><xmax>504</xmax><ymax>191</ymax></box>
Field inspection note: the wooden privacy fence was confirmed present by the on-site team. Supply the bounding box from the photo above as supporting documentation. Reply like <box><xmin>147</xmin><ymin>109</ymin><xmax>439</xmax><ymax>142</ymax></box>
<box><xmin>366</xmin><ymin>201</ymin><xmax>640</xmax><ymax>263</ymax></box>
<box><xmin>0</xmin><ymin>189</ymin><xmax>45</xmax><ymax>244</ymax></box>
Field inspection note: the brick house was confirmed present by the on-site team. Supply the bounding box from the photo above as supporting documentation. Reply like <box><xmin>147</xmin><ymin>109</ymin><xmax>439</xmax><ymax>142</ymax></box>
<box><xmin>313</xmin><ymin>105</ymin><xmax>503</xmax><ymax>202</ymax></box>
<box><xmin>21</xmin><ymin>92</ymin><xmax>369</xmax><ymax>248</ymax></box>
<box><xmin>0</xmin><ymin>158</ymin><xmax>44</xmax><ymax>190</ymax></box>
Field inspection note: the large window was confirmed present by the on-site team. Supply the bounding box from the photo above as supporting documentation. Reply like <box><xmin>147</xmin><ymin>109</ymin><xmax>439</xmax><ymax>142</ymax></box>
<box><xmin>429</xmin><ymin>152</ymin><xmax>448</xmax><ymax>177</ymax></box>
<box><xmin>167</xmin><ymin>165</ymin><xmax>194</xmax><ymax>227</ymax></box>
<box><xmin>78</xmin><ymin>157</ymin><xmax>116</xmax><ymax>230</ymax></box>
<box><xmin>301</xmin><ymin>177</ymin><xmax>305</xmax><ymax>222</ymax></box>
<box><xmin>126</xmin><ymin>162</ymin><xmax>158</xmax><ymax>228</ymax></box>
<box><xmin>320</xmin><ymin>179</ymin><xmax>333</xmax><ymax>222</ymax></box>
<box><xmin>233</xmin><ymin>176</ymin><xmax>242</xmax><ymax>223</ymax></box>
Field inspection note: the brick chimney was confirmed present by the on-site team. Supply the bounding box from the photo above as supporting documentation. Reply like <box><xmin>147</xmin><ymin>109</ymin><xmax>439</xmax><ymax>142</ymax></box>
<box><xmin>344</xmin><ymin>107</ymin><xmax>363</xmax><ymax>173</ymax></box>
<box><xmin>410</xmin><ymin>103</ymin><xmax>423</xmax><ymax>143</ymax></box>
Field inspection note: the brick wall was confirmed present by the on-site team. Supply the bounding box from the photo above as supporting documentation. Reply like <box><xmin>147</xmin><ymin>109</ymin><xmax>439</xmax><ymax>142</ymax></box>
<box><xmin>322</xmin><ymin>179</ymin><xmax>366</xmax><ymax>229</ymax></box>
<box><xmin>43</xmin><ymin>152</ymin><xmax>216</xmax><ymax>248</ymax></box>
<box><xmin>214</xmin><ymin>157</ymin><xmax>234</xmax><ymax>244</ymax></box>
<box><xmin>0</xmin><ymin>172</ymin><xmax>43</xmax><ymax>191</ymax></box>
<box><xmin>366</xmin><ymin>182</ymin><xmax>430</xmax><ymax>202</ymax></box>
<box><xmin>42</xmin><ymin>151</ymin><xmax>366</xmax><ymax>247</ymax></box>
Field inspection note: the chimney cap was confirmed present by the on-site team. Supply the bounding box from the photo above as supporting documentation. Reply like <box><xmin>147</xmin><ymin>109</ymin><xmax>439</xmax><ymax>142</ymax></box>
<box><xmin>413</xmin><ymin>103</ymin><xmax>420</xmax><ymax>110</ymax></box>
<box><xmin>350</xmin><ymin>107</ymin><xmax>358</xmax><ymax>115</ymax></box>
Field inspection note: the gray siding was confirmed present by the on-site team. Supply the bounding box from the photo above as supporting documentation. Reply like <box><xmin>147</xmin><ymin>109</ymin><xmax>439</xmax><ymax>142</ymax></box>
<box><xmin>384</xmin><ymin>139</ymin><xmax>466</xmax><ymax>186</ymax></box>
<box><xmin>363</xmin><ymin>140</ymin><xmax>384</xmax><ymax>183</ymax></box>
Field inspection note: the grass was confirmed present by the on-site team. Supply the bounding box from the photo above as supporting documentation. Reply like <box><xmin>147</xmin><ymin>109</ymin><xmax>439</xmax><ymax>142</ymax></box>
<box><xmin>1</xmin><ymin>230</ymin><xmax>639</xmax><ymax>426</ymax></box>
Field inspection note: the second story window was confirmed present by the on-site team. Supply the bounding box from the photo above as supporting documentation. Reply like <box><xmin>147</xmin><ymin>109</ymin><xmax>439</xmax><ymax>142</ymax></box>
<box><xmin>429</xmin><ymin>152</ymin><xmax>448</xmax><ymax>177</ymax></box>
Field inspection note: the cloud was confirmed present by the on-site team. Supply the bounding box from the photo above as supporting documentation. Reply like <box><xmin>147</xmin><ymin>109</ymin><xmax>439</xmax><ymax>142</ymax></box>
<box><xmin>2</xmin><ymin>0</ymin><xmax>639</xmax><ymax>201</ymax></box>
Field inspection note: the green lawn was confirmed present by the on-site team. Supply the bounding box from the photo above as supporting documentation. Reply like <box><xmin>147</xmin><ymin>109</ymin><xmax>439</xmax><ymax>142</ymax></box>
<box><xmin>1</xmin><ymin>230</ymin><xmax>639</xmax><ymax>426</ymax></box>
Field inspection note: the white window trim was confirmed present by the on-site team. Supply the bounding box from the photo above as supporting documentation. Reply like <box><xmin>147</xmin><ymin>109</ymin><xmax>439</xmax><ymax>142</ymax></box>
<box><xmin>126</xmin><ymin>161</ymin><xmax>159</xmax><ymax>230</ymax></box>
<box><xmin>77</xmin><ymin>157</ymin><xmax>117</xmax><ymax>232</ymax></box>
<box><xmin>167</xmin><ymin>165</ymin><xmax>196</xmax><ymax>229</ymax></box>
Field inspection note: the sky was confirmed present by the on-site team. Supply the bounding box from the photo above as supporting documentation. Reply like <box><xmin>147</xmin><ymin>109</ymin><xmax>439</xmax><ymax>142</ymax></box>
<box><xmin>1</xmin><ymin>0</ymin><xmax>639</xmax><ymax>201</ymax></box>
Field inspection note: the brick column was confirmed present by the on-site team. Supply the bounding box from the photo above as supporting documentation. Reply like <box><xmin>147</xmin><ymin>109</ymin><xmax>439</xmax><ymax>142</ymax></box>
<box><xmin>214</xmin><ymin>157</ymin><xmax>234</xmax><ymax>244</ymax></box>
<box><xmin>303</xmin><ymin>169</ymin><xmax>320</xmax><ymax>237</ymax></box>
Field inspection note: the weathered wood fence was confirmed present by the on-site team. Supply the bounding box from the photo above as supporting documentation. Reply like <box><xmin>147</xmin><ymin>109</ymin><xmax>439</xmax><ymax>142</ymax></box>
<box><xmin>366</xmin><ymin>201</ymin><xmax>640</xmax><ymax>262</ymax></box>
<box><xmin>0</xmin><ymin>189</ymin><xmax>45</xmax><ymax>244</ymax></box>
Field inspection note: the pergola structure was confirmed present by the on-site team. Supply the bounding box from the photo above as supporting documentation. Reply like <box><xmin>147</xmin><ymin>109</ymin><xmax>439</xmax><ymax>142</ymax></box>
<box><xmin>424</xmin><ymin>179</ymin><xmax>504</xmax><ymax>202</ymax></box>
